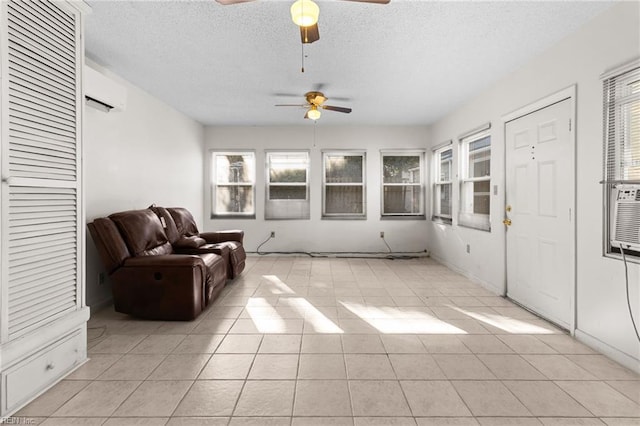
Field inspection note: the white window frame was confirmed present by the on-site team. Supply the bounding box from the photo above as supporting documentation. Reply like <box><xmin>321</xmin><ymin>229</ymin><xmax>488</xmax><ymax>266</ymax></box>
<box><xmin>432</xmin><ymin>143</ymin><xmax>453</xmax><ymax>223</ymax></box>
<box><xmin>210</xmin><ymin>150</ymin><xmax>256</xmax><ymax>219</ymax></box>
<box><xmin>380</xmin><ymin>151</ymin><xmax>425</xmax><ymax>218</ymax></box>
<box><xmin>603</xmin><ymin>61</ymin><xmax>640</xmax><ymax>258</ymax></box>
<box><xmin>265</xmin><ymin>150</ymin><xmax>310</xmax><ymax>220</ymax></box>
<box><xmin>459</xmin><ymin>128</ymin><xmax>491</xmax><ymax>231</ymax></box>
<box><xmin>322</xmin><ymin>151</ymin><xmax>366</xmax><ymax>219</ymax></box>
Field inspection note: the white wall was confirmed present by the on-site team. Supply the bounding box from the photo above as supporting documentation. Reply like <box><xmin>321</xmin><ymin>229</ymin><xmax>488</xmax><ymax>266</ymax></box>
<box><xmin>203</xmin><ymin>126</ymin><xmax>429</xmax><ymax>254</ymax></box>
<box><xmin>84</xmin><ymin>62</ymin><xmax>204</xmax><ymax>307</ymax></box>
<box><xmin>426</xmin><ymin>2</ymin><xmax>640</xmax><ymax>369</ymax></box>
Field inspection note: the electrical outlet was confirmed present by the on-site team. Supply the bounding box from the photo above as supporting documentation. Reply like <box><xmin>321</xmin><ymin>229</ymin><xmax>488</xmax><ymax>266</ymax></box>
<box><xmin>270</xmin><ymin>231</ymin><xmax>276</xmax><ymax>238</ymax></box>
<box><xmin>466</xmin><ymin>244</ymin><xmax>471</xmax><ymax>254</ymax></box>
<box><xmin>99</xmin><ymin>272</ymin><xmax>105</xmax><ymax>285</ymax></box>
<box><xmin>380</xmin><ymin>231</ymin><xmax>385</xmax><ymax>238</ymax></box>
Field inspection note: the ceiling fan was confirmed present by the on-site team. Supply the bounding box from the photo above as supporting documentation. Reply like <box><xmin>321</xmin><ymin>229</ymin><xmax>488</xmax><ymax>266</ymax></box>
<box><xmin>215</xmin><ymin>0</ymin><xmax>389</xmax><ymax>44</ymax></box>
<box><xmin>276</xmin><ymin>91</ymin><xmax>352</xmax><ymax>120</ymax></box>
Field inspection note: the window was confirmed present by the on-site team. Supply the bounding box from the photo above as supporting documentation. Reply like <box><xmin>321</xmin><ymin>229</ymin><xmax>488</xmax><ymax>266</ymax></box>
<box><xmin>323</xmin><ymin>151</ymin><xmax>366</xmax><ymax>218</ymax></box>
<box><xmin>433</xmin><ymin>144</ymin><xmax>453</xmax><ymax>223</ymax></box>
<box><xmin>265</xmin><ymin>151</ymin><xmax>310</xmax><ymax>220</ymax></box>
<box><xmin>381</xmin><ymin>152</ymin><xmax>424</xmax><ymax>218</ymax></box>
<box><xmin>459</xmin><ymin>129</ymin><xmax>491</xmax><ymax>231</ymax></box>
<box><xmin>211</xmin><ymin>151</ymin><xmax>255</xmax><ymax>218</ymax></box>
<box><xmin>604</xmin><ymin>63</ymin><xmax>640</xmax><ymax>256</ymax></box>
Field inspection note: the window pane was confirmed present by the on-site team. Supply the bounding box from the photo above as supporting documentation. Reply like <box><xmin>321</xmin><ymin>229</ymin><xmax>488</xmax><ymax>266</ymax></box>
<box><xmin>436</xmin><ymin>183</ymin><xmax>452</xmax><ymax>216</ymax></box>
<box><xmin>216</xmin><ymin>154</ymin><xmax>254</xmax><ymax>184</ymax></box>
<box><xmin>474</xmin><ymin>194</ymin><xmax>490</xmax><ymax>215</ymax></box>
<box><xmin>269</xmin><ymin>153</ymin><xmax>308</xmax><ymax>183</ymax></box>
<box><xmin>620</xmin><ymin>98</ymin><xmax>640</xmax><ymax>180</ymax></box>
<box><xmin>469</xmin><ymin>138</ymin><xmax>491</xmax><ymax>178</ymax></box>
<box><xmin>440</xmin><ymin>149</ymin><xmax>452</xmax><ymax>181</ymax></box>
<box><xmin>383</xmin><ymin>156</ymin><xmax>420</xmax><ymax>183</ymax></box>
<box><xmin>384</xmin><ymin>186</ymin><xmax>422</xmax><ymax>214</ymax></box>
<box><xmin>325</xmin><ymin>186</ymin><xmax>364</xmax><ymax>214</ymax></box>
<box><xmin>474</xmin><ymin>179</ymin><xmax>490</xmax><ymax>214</ymax></box>
<box><xmin>326</xmin><ymin>155</ymin><xmax>363</xmax><ymax>183</ymax></box>
<box><xmin>460</xmin><ymin>180</ymin><xmax>490</xmax><ymax>216</ymax></box>
<box><xmin>215</xmin><ymin>185</ymin><xmax>254</xmax><ymax>214</ymax></box>
<box><xmin>269</xmin><ymin>186</ymin><xmax>307</xmax><ymax>200</ymax></box>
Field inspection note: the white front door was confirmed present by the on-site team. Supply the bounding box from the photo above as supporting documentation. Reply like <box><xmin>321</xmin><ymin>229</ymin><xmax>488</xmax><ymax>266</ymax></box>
<box><xmin>505</xmin><ymin>97</ymin><xmax>574</xmax><ymax>329</ymax></box>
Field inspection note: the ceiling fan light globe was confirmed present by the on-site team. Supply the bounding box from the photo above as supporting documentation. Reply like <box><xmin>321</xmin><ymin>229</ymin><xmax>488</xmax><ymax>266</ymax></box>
<box><xmin>291</xmin><ymin>0</ymin><xmax>319</xmax><ymax>27</ymax></box>
<box><xmin>307</xmin><ymin>107</ymin><xmax>321</xmax><ymax>120</ymax></box>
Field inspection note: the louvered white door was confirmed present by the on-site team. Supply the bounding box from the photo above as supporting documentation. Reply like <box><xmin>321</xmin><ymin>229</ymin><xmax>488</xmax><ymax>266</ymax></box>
<box><xmin>1</xmin><ymin>0</ymin><xmax>83</xmax><ymax>342</ymax></box>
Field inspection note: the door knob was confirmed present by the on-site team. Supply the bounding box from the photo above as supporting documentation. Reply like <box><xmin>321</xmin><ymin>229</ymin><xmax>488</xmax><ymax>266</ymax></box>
<box><xmin>503</xmin><ymin>219</ymin><xmax>512</xmax><ymax>226</ymax></box>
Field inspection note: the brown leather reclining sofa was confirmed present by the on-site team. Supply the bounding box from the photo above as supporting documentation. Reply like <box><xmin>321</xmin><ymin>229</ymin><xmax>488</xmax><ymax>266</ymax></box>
<box><xmin>87</xmin><ymin>207</ymin><xmax>246</xmax><ymax>320</ymax></box>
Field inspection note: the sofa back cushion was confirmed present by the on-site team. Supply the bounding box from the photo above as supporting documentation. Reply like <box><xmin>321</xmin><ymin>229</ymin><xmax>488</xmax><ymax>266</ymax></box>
<box><xmin>109</xmin><ymin>209</ymin><xmax>173</xmax><ymax>257</ymax></box>
<box><xmin>149</xmin><ymin>205</ymin><xmax>180</xmax><ymax>244</ymax></box>
<box><xmin>168</xmin><ymin>207</ymin><xmax>200</xmax><ymax>237</ymax></box>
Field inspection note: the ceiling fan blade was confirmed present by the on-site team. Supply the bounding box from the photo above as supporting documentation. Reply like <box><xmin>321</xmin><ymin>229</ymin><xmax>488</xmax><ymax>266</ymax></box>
<box><xmin>322</xmin><ymin>105</ymin><xmax>352</xmax><ymax>114</ymax></box>
<box><xmin>275</xmin><ymin>104</ymin><xmax>307</xmax><ymax>107</ymax></box>
<box><xmin>273</xmin><ymin>93</ymin><xmax>303</xmax><ymax>98</ymax></box>
<box><xmin>341</xmin><ymin>0</ymin><xmax>390</xmax><ymax>3</ymax></box>
<box><xmin>300</xmin><ymin>23</ymin><xmax>319</xmax><ymax>44</ymax></box>
<box><xmin>215</xmin><ymin>0</ymin><xmax>256</xmax><ymax>4</ymax></box>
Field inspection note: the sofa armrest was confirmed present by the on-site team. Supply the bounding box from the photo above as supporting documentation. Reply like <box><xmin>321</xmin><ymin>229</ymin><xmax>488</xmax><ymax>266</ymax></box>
<box><xmin>200</xmin><ymin>230</ymin><xmax>244</xmax><ymax>244</ymax></box>
<box><xmin>112</xmin><ymin>255</ymin><xmax>206</xmax><ymax>320</ymax></box>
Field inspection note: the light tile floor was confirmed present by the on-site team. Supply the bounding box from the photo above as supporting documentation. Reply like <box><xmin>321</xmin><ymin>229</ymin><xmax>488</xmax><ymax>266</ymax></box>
<box><xmin>14</xmin><ymin>256</ymin><xmax>640</xmax><ymax>425</ymax></box>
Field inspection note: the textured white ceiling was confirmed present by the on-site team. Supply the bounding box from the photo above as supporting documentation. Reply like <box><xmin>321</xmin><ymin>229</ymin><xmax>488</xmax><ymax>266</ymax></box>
<box><xmin>84</xmin><ymin>0</ymin><xmax>614</xmax><ymax>126</ymax></box>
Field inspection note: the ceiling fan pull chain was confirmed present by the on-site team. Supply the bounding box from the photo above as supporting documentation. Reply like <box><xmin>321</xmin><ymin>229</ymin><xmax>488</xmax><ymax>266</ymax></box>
<box><xmin>313</xmin><ymin>119</ymin><xmax>317</xmax><ymax>147</ymax></box>
<box><xmin>301</xmin><ymin>43</ymin><xmax>305</xmax><ymax>73</ymax></box>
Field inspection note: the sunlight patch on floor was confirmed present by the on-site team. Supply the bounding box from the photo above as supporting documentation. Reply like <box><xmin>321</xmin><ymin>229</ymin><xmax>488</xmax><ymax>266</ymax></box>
<box><xmin>282</xmin><ymin>297</ymin><xmax>344</xmax><ymax>333</ymax></box>
<box><xmin>245</xmin><ymin>297</ymin><xmax>287</xmax><ymax>333</ymax></box>
<box><xmin>262</xmin><ymin>275</ymin><xmax>296</xmax><ymax>295</ymax></box>
<box><xmin>449</xmin><ymin>305</ymin><xmax>557</xmax><ymax>334</ymax></box>
<box><xmin>340</xmin><ymin>302</ymin><xmax>467</xmax><ymax>334</ymax></box>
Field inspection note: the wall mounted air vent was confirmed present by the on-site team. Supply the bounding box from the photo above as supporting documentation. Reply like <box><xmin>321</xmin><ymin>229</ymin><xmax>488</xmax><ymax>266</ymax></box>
<box><xmin>84</xmin><ymin>65</ymin><xmax>127</xmax><ymax>112</ymax></box>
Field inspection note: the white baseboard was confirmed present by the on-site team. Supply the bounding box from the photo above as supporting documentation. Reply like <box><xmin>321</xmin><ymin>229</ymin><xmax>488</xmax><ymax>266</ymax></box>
<box><xmin>429</xmin><ymin>252</ymin><xmax>504</xmax><ymax>296</ymax></box>
<box><xmin>575</xmin><ymin>329</ymin><xmax>640</xmax><ymax>374</ymax></box>
<box><xmin>88</xmin><ymin>297</ymin><xmax>113</xmax><ymax>315</ymax></box>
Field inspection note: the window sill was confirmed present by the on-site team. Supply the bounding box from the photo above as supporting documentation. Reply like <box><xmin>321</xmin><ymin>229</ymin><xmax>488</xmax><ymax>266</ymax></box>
<box><xmin>458</xmin><ymin>223</ymin><xmax>491</xmax><ymax>232</ymax></box>
<box><xmin>322</xmin><ymin>215</ymin><xmax>367</xmax><ymax>220</ymax></box>
<box><xmin>381</xmin><ymin>215</ymin><xmax>426</xmax><ymax>221</ymax></box>
<box><xmin>606</xmin><ymin>247</ymin><xmax>640</xmax><ymax>264</ymax></box>
<box><xmin>431</xmin><ymin>216</ymin><xmax>452</xmax><ymax>225</ymax></box>
<box><xmin>211</xmin><ymin>214</ymin><xmax>256</xmax><ymax>220</ymax></box>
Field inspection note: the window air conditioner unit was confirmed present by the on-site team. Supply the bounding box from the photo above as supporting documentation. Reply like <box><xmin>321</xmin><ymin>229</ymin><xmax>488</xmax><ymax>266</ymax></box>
<box><xmin>611</xmin><ymin>184</ymin><xmax>640</xmax><ymax>251</ymax></box>
<box><xmin>84</xmin><ymin>65</ymin><xmax>127</xmax><ymax>112</ymax></box>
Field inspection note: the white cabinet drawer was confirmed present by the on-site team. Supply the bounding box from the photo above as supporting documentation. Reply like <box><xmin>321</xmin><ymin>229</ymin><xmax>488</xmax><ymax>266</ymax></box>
<box><xmin>4</xmin><ymin>331</ymin><xmax>84</xmax><ymax>412</ymax></box>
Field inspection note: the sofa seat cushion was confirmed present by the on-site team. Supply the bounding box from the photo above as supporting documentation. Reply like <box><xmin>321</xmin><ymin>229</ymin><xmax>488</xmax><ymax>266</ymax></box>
<box><xmin>218</xmin><ymin>242</ymin><xmax>246</xmax><ymax>278</ymax></box>
<box><xmin>199</xmin><ymin>253</ymin><xmax>227</xmax><ymax>304</ymax></box>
